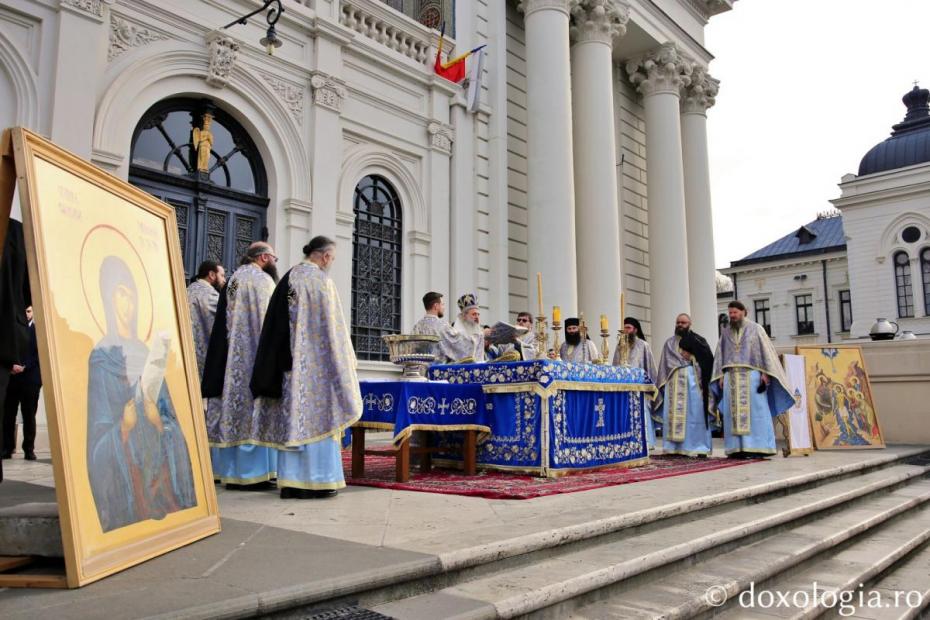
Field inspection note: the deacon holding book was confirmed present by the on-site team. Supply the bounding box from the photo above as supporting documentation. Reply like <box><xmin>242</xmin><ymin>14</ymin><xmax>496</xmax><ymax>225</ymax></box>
<box><xmin>201</xmin><ymin>243</ymin><xmax>279</xmax><ymax>488</ymax></box>
<box><xmin>251</xmin><ymin>236</ymin><xmax>362</xmax><ymax>499</ymax></box>
<box><xmin>710</xmin><ymin>301</ymin><xmax>793</xmax><ymax>458</ymax></box>
<box><xmin>656</xmin><ymin>314</ymin><xmax>715</xmax><ymax>457</ymax></box>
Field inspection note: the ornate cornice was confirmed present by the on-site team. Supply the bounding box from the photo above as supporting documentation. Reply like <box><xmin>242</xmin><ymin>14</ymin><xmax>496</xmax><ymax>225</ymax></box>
<box><xmin>625</xmin><ymin>43</ymin><xmax>693</xmax><ymax>97</ymax></box>
<box><xmin>108</xmin><ymin>15</ymin><xmax>168</xmax><ymax>62</ymax></box>
<box><xmin>681</xmin><ymin>65</ymin><xmax>719</xmax><ymax>114</ymax></box>
<box><xmin>205</xmin><ymin>31</ymin><xmax>239</xmax><ymax>89</ymax></box>
<box><xmin>60</xmin><ymin>0</ymin><xmax>103</xmax><ymax>18</ymax></box>
<box><xmin>260</xmin><ymin>74</ymin><xmax>305</xmax><ymax>124</ymax></box>
<box><xmin>427</xmin><ymin>121</ymin><xmax>454</xmax><ymax>154</ymax></box>
<box><xmin>310</xmin><ymin>72</ymin><xmax>347</xmax><ymax>114</ymax></box>
<box><xmin>570</xmin><ymin>0</ymin><xmax>630</xmax><ymax>45</ymax></box>
<box><xmin>517</xmin><ymin>0</ymin><xmax>581</xmax><ymax>18</ymax></box>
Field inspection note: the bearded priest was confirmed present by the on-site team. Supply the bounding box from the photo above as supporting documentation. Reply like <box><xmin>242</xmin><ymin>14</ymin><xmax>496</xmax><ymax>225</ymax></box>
<box><xmin>710</xmin><ymin>301</ymin><xmax>794</xmax><ymax>458</ymax></box>
<box><xmin>560</xmin><ymin>317</ymin><xmax>600</xmax><ymax>363</ymax></box>
<box><xmin>250</xmin><ymin>236</ymin><xmax>362</xmax><ymax>499</ymax></box>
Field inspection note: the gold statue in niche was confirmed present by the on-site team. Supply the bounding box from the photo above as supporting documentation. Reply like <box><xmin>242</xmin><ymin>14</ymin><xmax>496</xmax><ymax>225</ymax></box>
<box><xmin>192</xmin><ymin>112</ymin><xmax>214</xmax><ymax>173</ymax></box>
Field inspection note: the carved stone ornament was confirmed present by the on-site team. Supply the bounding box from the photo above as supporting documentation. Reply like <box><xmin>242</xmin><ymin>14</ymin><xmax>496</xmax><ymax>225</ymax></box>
<box><xmin>262</xmin><ymin>74</ymin><xmax>305</xmax><ymax>124</ymax></box>
<box><xmin>570</xmin><ymin>0</ymin><xmax>630</xmax><ymax>45</ymax></box>
<box><xmin>427</xmin><ymin>121</ymin><xmax>454</xmax><ymax>154</ymax></box>
<box><xmin>205</xmin><ymin>31</ymin><xmax>240</xmax><ymax>89</ymax></box>
<box><xmin>310</xmin><ymin>73</ymin><xmax>347</xmax><ymax>114</ymax></box>
<box><xmin>517</xmin><ymin>0</ymin><xmax>582</xmax><ymax>18</ymax></box>
<box><xmin>681</xmin><ymin>65</ymin><xmax>720</xmax><ymax>114</ymax></box>
<box><xmin>625</xmin><ymin>42</ymin><xmax>693</xmax><ymax>97</ymax></box>
<box><xmin>60</xmin><ymin>0</ymin><xmax>104</xmax><ymax>18</ymax></box>
<box><xmin>108</xmin><ymin>16</ymin><xmax>168</xmax><ymax>62</ymax></box>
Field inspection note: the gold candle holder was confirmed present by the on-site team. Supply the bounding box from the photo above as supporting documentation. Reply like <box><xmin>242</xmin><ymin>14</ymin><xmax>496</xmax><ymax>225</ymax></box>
<box><xmin>616</xmin><ymin>328</ymin><xmax>631</xmax><ymax>366</ymax></box>
<box><xmin>579</xmin><ymin>314</ymin><xmax>591</xmax><ymax>364</ymax></box>
<box><xmin>534</xmin><ymin>314</ymin><xmax>549</xmax><ymax>359</ymax></box>
<box><xmin>551</xmin><ymin>319</ymin><xmax>562</xmax><ymax>358</ymax></box>
<box><xmin>600</xmin><ymin>328</ymin><xmax>611</xmax><ymax>364</ymax></box>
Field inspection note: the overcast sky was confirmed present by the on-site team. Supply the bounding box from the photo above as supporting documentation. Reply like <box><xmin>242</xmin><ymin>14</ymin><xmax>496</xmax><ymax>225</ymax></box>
<box><xmin>705</xmin><ymin>0</ymin><xmax>930</xmax><ymax>269</ymax></box>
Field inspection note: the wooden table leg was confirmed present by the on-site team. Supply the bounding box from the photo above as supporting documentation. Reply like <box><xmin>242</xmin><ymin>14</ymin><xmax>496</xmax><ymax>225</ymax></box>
<box><xmin>396</xmin><ymin>436</ymin><xmax>411</xmax><ymax>483</ymax></box>
<box><xmin>463</xmin><ymin>430</ymin><xmax>477</xmax><ymax>476</ymax></box>
<box><xmin>351</xmin><ymin>427</ymin><xmax>365</xmax><ymax>478</ymax></box>
<box><xmin>420</xmin><ymin>431</ymin><xmax>432</xmax><ymax>473</ymax></box>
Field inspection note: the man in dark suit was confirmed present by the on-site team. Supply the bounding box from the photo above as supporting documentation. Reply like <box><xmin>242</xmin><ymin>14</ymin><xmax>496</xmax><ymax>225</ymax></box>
<box><xmin>3</xmin><ymin>305</ymin><xmax>40</xmax><ymax>460</ymax></box>
<box><xmin>0</xmin><ymin>219</ymin><xmax>31</xmax><ymax>480</ymax></box>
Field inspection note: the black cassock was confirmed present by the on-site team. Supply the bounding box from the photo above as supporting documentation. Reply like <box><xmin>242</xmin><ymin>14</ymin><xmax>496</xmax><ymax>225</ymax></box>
<box><xmin>678</xmin><ymin>330</ymin><xmax>714</xmax><ymax>425</ymax></box>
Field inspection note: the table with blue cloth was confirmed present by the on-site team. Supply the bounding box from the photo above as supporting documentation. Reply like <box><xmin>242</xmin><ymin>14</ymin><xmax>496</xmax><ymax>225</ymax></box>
<box><xmin>427</xmin><ymin>360</ymin><xmax>655</xmax><ymax>477</ymax></box>
<box><xmin>354</xmin><ymin>380</ymin><xmax>491</xmax><ymax>481</ymax></box>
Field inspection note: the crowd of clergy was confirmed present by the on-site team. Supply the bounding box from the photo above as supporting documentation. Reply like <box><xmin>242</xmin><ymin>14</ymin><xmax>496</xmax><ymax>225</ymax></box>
<box><xmin>186</xmin><ymin>239</ymin><xmax>794</xmax><ymax>500</ymax></box>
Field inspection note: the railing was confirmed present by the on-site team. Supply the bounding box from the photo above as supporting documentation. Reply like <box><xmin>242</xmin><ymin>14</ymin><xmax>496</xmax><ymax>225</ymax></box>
<box><xmin>338</xmin><ymin>0</ymin><xmax>452</xmax><ymax>66</ymax></box>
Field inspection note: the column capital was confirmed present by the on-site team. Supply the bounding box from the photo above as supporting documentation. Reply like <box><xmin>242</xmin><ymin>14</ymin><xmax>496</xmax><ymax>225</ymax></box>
<box><xmin>518</xmin><ymin>0</ymin><xmax>581</xmax><ymax>18</ymax></box>
<box><xmin>570</xmin><ymin>0</ymin><xmax>630</xmax><ymax>46</ymax></box>
<box><xmin>625</xmin><ymin>43</ymin><xmax>693</xmax><ymax>97</ymax></box>
<box><xmin>681</xmin><ymin>66</ymin><xmax>719</xmax><ymax>115</ymax></box>
<box><xmin>310</xmin><ymin>71</ymin><xmax>347</xmax><ymax>114</ymax></box>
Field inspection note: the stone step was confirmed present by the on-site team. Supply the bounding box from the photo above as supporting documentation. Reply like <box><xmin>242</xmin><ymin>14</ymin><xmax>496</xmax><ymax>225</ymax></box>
<box><xmin>565</xmin><ymin>484</ymin><xmax>930</xmax><ymax>620</ymax></box>
<box><xmin>369</xmin><ymin>467</ymin><xmax>930</xmax><ymax>619</ymax></box>
<box><xmin>832</xmin><ymin>540</ymin><xmax>930</xmax><ymax>620</ymax></box>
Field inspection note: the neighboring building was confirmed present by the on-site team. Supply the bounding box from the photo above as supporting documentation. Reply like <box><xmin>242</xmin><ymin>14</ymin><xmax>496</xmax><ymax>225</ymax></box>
<box><xmin>718</xmin><ymin>213</ymin><xmax>850</xmax><ymax>345</ymax></box>
<box><xmin>832</xmin><ymin>85</ymin><xmax>930</xmax><ymax>340</ymax></box>
<box><xmin>1</xmin><ymin>0</ymin><xmax>734</xmax><ymax>375</ymax></box>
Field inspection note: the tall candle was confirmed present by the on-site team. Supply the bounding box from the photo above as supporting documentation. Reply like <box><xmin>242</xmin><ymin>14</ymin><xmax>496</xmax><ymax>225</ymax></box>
<box><xmin>600</xmin><ymin>314</ymin><xmax>608</xmax><ymax>332</ymax></box>
<box><xmin>537</xmin><ymin>272</ymin><xmax>543</xmax><ymax>316</ymax></box>
<box><xmin>553</xmin><ymin>305</ymin><xmax>561</xmax><ymax>324</ymax></box>
<box><xmin>620</xmin><ymin>292</ymin><xmax>625</xmax><ymax>324</ymax></box>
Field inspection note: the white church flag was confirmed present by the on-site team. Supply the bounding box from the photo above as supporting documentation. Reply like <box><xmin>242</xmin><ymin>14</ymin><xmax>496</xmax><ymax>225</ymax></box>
<box><xmin>782</xmin><ymin>354</ymin><xmax>814</xmax><ymax>455</ymax></box>
<box><xmin>466</xmin><ymin>46</ymin><xmax>486</xmax><ymax>113</ymax></box>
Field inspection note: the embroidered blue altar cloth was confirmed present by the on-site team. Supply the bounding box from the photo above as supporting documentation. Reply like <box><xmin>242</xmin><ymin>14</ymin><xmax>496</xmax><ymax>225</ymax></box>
<box><xmin>427</xmin><ymin>360</ymin><xmax>653</xmax><ymax>476</ymax></box>
<box><xmin>357</xmin><ymin>380</ymin><xmax>490</xmax><ymax>445</ymax></box>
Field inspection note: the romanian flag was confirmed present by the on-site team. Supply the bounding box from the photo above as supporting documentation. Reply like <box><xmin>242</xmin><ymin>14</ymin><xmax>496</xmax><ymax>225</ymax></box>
<box><xmin>434</xmin><ymin>23</ymin><xmax>486</xmax><ymax>84</ymax></box>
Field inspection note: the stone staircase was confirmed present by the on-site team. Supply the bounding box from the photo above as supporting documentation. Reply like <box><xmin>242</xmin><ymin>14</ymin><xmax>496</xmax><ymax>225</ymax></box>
<box><xmin>268</xmin><ymin>448</ymin><xmax>930</xmax><ymax>620</ymax></box>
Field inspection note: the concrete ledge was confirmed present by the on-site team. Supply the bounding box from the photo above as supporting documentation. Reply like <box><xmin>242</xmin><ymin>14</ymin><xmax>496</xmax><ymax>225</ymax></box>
<box><xmin>0</xmin><ymin>502</ymin><xmax>62</xmax><ymax>557</ymax></box>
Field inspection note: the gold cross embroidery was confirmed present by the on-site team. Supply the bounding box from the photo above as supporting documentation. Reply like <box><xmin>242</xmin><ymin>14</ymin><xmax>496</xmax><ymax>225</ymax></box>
<box><xmin>595</xmin><ymin>398</ymin><xmax>607</xmax><ymax>428</ymax></box>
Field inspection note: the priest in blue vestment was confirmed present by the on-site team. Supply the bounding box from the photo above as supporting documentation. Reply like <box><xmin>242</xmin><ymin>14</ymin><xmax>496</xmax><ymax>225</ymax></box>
<box><xmin>186</xmin><ymin>260</ymin><xmax>225</xmax><ymax>377</ymax></box>
<box><xmin>201</xmin><ymin>243</ymin><xmax>279</xmax><ymax>488</ymax></box>
<box><xmin>613</xmin><ymin>317</ymin><xmax>659</xmax><ymax>450</ymax></box>
<box><xmin>656</xmin><ymin>314</ymin><xmax>714</xmax><ymax>457</ymax></box>
<box><xmin>710</xmin><ymin>301</ymin><xmax>793</xmax><ymax>458</ymax></box>
<box><xmin>251</xmin><ymin>236</ymin><xmax>362</xmax><ymax>499</ymax></box>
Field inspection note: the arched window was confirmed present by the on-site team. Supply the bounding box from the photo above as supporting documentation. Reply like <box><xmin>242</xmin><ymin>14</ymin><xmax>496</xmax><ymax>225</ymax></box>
<box><xmin>894</xmin><ymin>251</ymin><xmax>914</xmax><ymax>318</ymax></box>
<box><xmin>129</xmin><ymin>98</ymin><xmax>268</xmax><ymax>278</ymax></box>
<box><xmin>351</xmin><ymin>175</ymin><xmax>403</xmax><ymax>361</ymax></box>
<box><xmin>922</xmin><ymin>247</ymin><xmax>930</xmax><ymax>314</ymax></box>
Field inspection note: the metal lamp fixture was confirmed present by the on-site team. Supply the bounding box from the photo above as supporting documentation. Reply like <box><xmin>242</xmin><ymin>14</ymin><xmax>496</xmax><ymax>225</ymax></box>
<box><xmin>223</xmin><ymin>0</ymin><xmax>285</xmax><ymax>56</ymax></box>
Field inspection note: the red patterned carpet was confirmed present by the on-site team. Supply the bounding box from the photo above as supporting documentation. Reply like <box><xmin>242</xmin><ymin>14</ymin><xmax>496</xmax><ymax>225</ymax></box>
<box><xmin>341</xmin><ymin>453</ymin><xmax>761</xmax><ymax>500</ymax></box>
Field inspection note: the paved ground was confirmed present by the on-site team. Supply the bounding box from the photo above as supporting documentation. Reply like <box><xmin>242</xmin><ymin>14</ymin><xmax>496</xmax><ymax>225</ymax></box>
<box><xmin>0</xmin><ymin>423</ymin><xmax>924</xmax><ymax>619</ymax></box>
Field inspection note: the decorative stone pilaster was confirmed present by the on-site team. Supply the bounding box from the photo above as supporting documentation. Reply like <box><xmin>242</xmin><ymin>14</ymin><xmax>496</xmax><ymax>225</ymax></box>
<box><xmin>625</xmin><ymin>42</ymin><xmax>693</xmax><ymax>96</ymax></box>
<box><xmin>108</xmin><ymin>15</ymin><xmax>168</xmax><ymax>62</ymax></box>
<box><xmin>427</xmin><ymin>121</ymin><xmax>454</xmax><ymax>155</ymax></box>
<box><xmin>681</xmin><ymin>65</ymin><xmax>719</xmax><ymax>115</ymax></box>
<box><xmin>205</xmin><ymin>31</ymin><xmax>239</xmax><ymax>89</ymax></box>
<box><xmin>569</xmin><ymin>0</ymin><xmax>629</xmax><ymax>44</ymax></box>
<box><xmin>310</xmin><ymin>72</ymin><xmax>347</xmax><ymax>114</ymax></box>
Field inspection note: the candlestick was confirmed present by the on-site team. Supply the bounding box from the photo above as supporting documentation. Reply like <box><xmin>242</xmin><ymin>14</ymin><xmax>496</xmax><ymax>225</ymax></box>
<box><xmin>553</xmin><ymin>305</ymin><xmax>561</xmax><ymax>324</ymax></box>
<box><xmin>537</xmin><ymin>272</ymin><xmax>544</xmax><ymax>317</ymax></box>
<box><xmin>534</xmin><ymin>313</ymin><xmax>549</xmax><ymax>359</ymax></box>
<box><xmin>551</xmin><ymin>317</ymin><xmax>562</xmax><ymax>359</ymax></box>
<box><xmin>600</xmin><ymin>327</ymin><xmax>611</xmax><ymax>365</ymax></box>
<box><xmin>579</xmin><ymin>313</ymin><xmax>590</xmax><ymax>363</ymax></box>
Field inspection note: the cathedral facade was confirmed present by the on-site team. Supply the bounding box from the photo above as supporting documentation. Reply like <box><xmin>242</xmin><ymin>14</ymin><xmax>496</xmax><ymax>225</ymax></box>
<box><xmin>0</xmin><ymin>0</ymin><xmax>732</xmax><ymax>374</ymax></box>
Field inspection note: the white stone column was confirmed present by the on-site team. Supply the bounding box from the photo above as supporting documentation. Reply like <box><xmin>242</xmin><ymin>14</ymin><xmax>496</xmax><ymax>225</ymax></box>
<box><xmin>519</xmin><ymin>0</ymin><xmax>580</xmax><ymax>314</ymax></box>
<box><xmin>626</xmin><ymin>43</ymin><xmax>693</xmax><ymax>347</ymax></box>
<box><xmin>681</xmin><ymin>67</ymin><xmax>721</xmax><ymax>348</ymax></box>
<box><xmin>570</xmin><ymin>0</ymin><xmax>628</xmax><ymax>325</ymax></box>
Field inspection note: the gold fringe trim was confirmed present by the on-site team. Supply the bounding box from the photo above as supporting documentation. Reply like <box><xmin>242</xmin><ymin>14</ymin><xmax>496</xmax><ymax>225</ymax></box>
<box><xmin>211</xmin><ymin>413</ymin><xmax>363</xmax><ymax>450</ymax></box>
<box><xmin>216</xmin><ymin>472</ymin><xmax>277</xmax><ymax>485</ymax></box>
<box><xmin>277</xmin><ymin>479</ymin><xmax>346</xmax><ymax>491</ymax></box>
<box><xmin>546</xmin><ymin>455</ymin><xmax>651</xmax><ymax>477</ymax></box>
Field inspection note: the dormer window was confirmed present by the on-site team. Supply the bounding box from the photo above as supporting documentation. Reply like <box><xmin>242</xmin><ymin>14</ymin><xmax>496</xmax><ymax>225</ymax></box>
<box><xmin>796</xmin><ymin>225</ymin><xmax>818</xmax><ymax>246</ymax></box>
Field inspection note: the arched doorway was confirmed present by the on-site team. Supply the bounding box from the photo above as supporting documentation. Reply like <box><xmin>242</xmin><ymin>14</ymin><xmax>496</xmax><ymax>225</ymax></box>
<box><xmin>351</xmin><ymin>175</ymin><xmax>403</xmax><ymax>361</ymax></box>
<box><xmin>129</xmin><ymin>98</ymin><xmax>269</xmax><ymax>279</ymax></box>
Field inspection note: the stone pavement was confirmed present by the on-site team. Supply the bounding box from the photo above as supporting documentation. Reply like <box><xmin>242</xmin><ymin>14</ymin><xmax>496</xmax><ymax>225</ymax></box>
<box><xmin>0</xmin><ymin>425</ymin><xmax>925</xmax><ymax>619</ymax></box>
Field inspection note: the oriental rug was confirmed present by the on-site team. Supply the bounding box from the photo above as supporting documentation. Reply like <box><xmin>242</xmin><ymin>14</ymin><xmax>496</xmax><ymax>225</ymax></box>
<box><xmin>341</xmin><ymin>453</ymin><xmax>761</xmax><ymax>500</ymax></box>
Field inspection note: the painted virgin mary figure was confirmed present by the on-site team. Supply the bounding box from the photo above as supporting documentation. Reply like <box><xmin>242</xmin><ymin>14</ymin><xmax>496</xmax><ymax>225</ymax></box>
<box><xmin>86</xmin><ymin>256</ymin><xmax>196</xmax><ymax>532</ymax></box>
